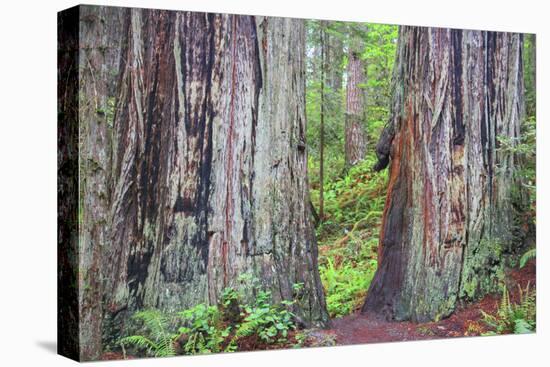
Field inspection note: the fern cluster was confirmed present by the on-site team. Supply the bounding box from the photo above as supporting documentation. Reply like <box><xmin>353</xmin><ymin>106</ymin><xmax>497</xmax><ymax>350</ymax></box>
<box><xmin>119</xmin><ymin>277</ymin><xmax>301</xmax><ymax>357</ymax></box>
<box><xmin>481</xmin><ymin>283</ymin><xmax>536</xmax><ymax>335</ymax></box>
<box><xmin>119</xmin><ymin>310</ymin><xmax>178</xmax><ymax>357</ymax></box>
<box><xmin>313</xmin><ymin>158</ymin><xmax>385</xmax><ymax>317</ymax></box>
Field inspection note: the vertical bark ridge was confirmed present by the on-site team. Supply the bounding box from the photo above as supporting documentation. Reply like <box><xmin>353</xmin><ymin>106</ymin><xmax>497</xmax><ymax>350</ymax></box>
<box><xmin>345</xmin><ymin>40</ymin><xmax>367</xmax><ymax>166</ymax></box>
<box><xmin>99</xmin><ymin>9</ymin><xmax>329</xmax><ymax>342</ymax></box>
<box><xmin>58</xmin><ymin>6</ymin><xmax>80</xmax><ymax>360</ymax></box>
<box><xmin>364</xmin><ymin>27</ymin><xmax>525</xmax><ymax>322</ymax></box>
<box><xmin>252</xmin><ymin>17</ymin><xmax>329</xmax><ymax>326</ymax></box>
<box><xmin>77</xmin><ymin>5</ymin><xmax>125</xmax><ymax>360</ymax></box>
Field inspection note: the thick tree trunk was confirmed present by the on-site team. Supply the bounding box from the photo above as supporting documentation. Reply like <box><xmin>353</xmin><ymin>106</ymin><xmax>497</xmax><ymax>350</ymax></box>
<box><xmin>58</xmin><ymin>6</ymin><xmax>80</xmax><ymax>360</ymax></box>
<box><xmin>77</xmin><ymin>6</ymin><xmax>125</xmax><ymax>360</ymax></box>
<box><xmin>102</xmin><ymin>9</ymin><xmax>328</xmax><ymax>342</ymax></box>
<box><xmin>345</xmin><ymin>37</ymin><xmax>367</xmax><ymax>166</ymax></box>
<box><xmin>363</xmin><ymin>27</ymin><xmax>525</xmax><ymax>322</ymax></box>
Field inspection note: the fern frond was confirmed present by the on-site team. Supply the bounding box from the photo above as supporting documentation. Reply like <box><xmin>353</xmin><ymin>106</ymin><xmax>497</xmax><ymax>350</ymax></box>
<box><xmin>122</xmin><ymin>309</ymin><xmax>178</xmax><ymax>357</ymax></box>
<box><xmin>120</xmin><ymin>335</ymin><xmax>158</xmax><ymax>354</ymax></box>
<box><xmin>520</xmin><ymin>248</ymin><xmax>536</xmax><ymax>268</ymax></box>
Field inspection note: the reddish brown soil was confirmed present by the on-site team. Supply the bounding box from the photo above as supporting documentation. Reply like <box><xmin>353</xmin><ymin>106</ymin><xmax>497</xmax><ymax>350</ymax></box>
<box><xmin>315</xmin><ymin>259</ymin><xmax>536</xmax><ymax>345</ymax></box>
<box><xmin>101</xmin><ymin>351</ymin><xmax>134</xmax><ymax>360</ymax></box>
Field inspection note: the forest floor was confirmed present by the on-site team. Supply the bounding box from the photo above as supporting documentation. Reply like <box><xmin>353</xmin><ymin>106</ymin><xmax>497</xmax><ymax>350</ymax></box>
<box><xmin>101</xmin><ymin>259</ymin><xmax>535</xmax><ymax>361</ymax></box>
<box><xmin>305</xmin><ymin>259</ymin><xmax>536</xmax><ymax>346</ymax></box>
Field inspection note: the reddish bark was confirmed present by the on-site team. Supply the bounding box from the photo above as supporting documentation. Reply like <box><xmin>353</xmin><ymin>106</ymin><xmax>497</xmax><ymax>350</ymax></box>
<box><xmin>345</xmin><ymin>40</ymin><xmax>367</xmax><ymax>166</ymax></box>
<box><xmin>364</xmin><ymin>27</ymin><xmax>526</xmax><ymax>322</ymax></box>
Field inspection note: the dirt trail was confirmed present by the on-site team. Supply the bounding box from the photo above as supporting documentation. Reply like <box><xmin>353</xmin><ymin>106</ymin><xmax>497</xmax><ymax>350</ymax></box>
<box><xmin>312</xmin><ymin>260</ymin><xmax>536</xmax><ymax>345</ymax></box>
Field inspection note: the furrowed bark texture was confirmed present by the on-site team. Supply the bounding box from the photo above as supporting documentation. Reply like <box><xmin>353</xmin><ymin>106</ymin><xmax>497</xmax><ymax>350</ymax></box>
<box><xmin>101</xmin><ymin>9</ymin><xmax>328</xmax><ymax>341</ymax></box>
<box><xmin>363</xmin><ymin>27</ymin><xmax>525</xmax><ymax>322</ymax></box>
<box><xmin>78</xmin><ymin>5</ymin><xmax>125</xmax><ymax>360</ymax></box>
<box><xmin>345</xmin><ymin>39</ymin><xmax>367</xmax><ymax>166</ymax></box>
<box><xmin>58</xmin><ymin>6</ymin><xmax>80</xmax><ymax>361</ymax></box>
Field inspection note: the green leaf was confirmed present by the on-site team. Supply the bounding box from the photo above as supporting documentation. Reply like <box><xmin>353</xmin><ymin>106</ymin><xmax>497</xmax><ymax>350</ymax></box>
<box><xmin>514</xmin><ymin>319</ymin><xmax>533</xmax><ymax>334</ymax></box>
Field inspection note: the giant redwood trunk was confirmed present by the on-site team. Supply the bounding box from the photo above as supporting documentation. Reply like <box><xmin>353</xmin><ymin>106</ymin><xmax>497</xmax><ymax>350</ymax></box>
<box><xmin>345</xmin><ymin>37</ymin><xmax>367</xmax><ymax>166</ymax></box>
<box><xmin>57</xmin><ymin>6</ymin><xmax>125</xmax><ymax>360</ymax></box>
<box><xmin>98</xmin><ymin>8</ymin><xmax>328</xmax><ymax>345</ymax></box>
<box><xmin>363</xmin><ymin>27</ymin><xmax>525</xmax><ymax>322</ymax></box>
<box><xmin>58</xmin><ymin>7</ymin><xmax>80</xmax><ymax>359</ymax></box>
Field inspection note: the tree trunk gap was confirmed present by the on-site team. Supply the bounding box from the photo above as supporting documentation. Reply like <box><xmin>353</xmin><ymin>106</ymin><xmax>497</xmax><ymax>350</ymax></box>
<box><xmin>364</xmin><ymin>27</ymin><xmax>527</xmax><ymax>322</ymax></box>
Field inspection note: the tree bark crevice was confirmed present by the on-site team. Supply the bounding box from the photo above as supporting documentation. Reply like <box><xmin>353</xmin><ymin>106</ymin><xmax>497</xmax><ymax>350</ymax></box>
<box><xmin>363</xmin><ymin>27</ymin><xmax>526</xmax><ymax>323</ymax></box>
<box><xmin>69</xmin><ymin>9</ymin><xmax>329</xmax><ymax>357</ymax></box>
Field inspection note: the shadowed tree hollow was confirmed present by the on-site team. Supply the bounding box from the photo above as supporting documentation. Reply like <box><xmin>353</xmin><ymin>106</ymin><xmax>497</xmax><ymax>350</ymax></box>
<box><xmin>363</xmin><ymin>26</ymin><xmax>527</xmax><ymax>322</ymax></box>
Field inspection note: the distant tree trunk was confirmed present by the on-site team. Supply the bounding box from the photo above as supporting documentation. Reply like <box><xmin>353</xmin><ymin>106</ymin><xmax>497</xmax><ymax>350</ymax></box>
<box><xmin>345</xmin><ymin>35</ymin><xmax>367</xmax><ymax>166</ymax></box>
<box><xmin>363</xmin><ymin>27</ymin><xmax>525</xmax><ymax>322</ymax></box>
<box><xmin>318</xmin><ymin>22</ymin><xmax>326</xmax><ymax>220</ymax></box>
<box><xmin>77</xmin><ymin>6</ymin><xmax>124</xmax><ymax>361</ymax></box>
<box><xmin>103</xmin><ymin>9</ymin><xmax>328</xmax><ymax>342</ymax></box>
<box><xmin>524</xmin><ymin>34</ymin><xmax>536</xmax><ymax>117</ymax></box>
<box><xmin>327</xmin><ymin>28</ymin><xmax>344</xmax><ymax>91</ymax></box>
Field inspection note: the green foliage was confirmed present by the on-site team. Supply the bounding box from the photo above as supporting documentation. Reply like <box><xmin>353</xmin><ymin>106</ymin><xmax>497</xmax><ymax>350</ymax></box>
<box><xmin>497</xmin><ymin>116</ymin><xmax>536</xmax><ymax>224</ymax></box>
<box><xmin>120</xmin><ymin>279</ymin><xmax>301</xmax><ymax>357</ymax></box>
<box><xmin>312</xmin><ymin>158</ymin><xmax>387</xmax><ymax>317</ymax></box>
<box><xmin>236</xmin><ymin>289</ymin><xmax>296</xmax><ymax>344</ymax></box>
<box><xmin>314</xmin><ymin>157</ymin><xmax>387</xmax><ymax>236</ymax></box>
<box><xmin>119</xmin><ymin>310</ymin><xmax>178</xmax><ymax>358</ymax></box>
<box><xmin>178</xmin><ymin>304</ymin><xmax>230</xmax><ymax>354</ymax></box>
<box><xmin>322</xmin><ymin>257</ymin><xmax>377</xmax><ymax>317</ymax></box>
<box><xmin>519</xmin><ymin>248</ymin><xmax>536</xmax><ymax>268</ymax></box>
<box><xmin>523</xmin><ymin>34</ymin><xmax>536</xmax><ymax>118</ymax></box>
<box><xmin>363</xmin><ymin>24</ymin><xmax>398</xmax><ymax>140</ymax></box>
<box><xmin>305</xmin><ymin>20</ymin><xmax>398</xmax><ymax>185</ymax></box>
<box><xmin>481</xmin><ymin>284</ymin><xmax>536</xmax><ymax>335</ymax></box>
<box><xmin>306</xmin><ymin>20</ymin><xmax>346</xmax><ymax>185</ymax></box>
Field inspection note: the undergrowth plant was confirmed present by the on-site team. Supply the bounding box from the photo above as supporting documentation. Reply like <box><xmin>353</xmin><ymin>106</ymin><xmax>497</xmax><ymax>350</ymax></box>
<box><xmin>119</xmin><ymin>310</ymin><xmax>178</xmax><ymax>358</ymax></box>
<box><xmin>234</xmin><ymin>288</ymin><xmax>297</xmax><ymax>344</ymax></box>
<box><xmin>177</xmin><ymin>303</ymin><xmax>231</xmax><ymax>354</ymax></box>
<box><xmin>312</xmin><ymin>157</ymin><xmax>386</xmax><ymax>317</ymax></box>
<box><xmin>119</xmin><ymin>276</ymin><xmax>301</xmax><ymax>357</ymax></box>
<box><xmin>519</xmin><ymin>248</ymin><xmax>536</xmax><ymax>268</ymax></box>
<box><xmin>481</xmin><ymin>283</ymin><xmax>536</xmax><ymax>335</ymax></box>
